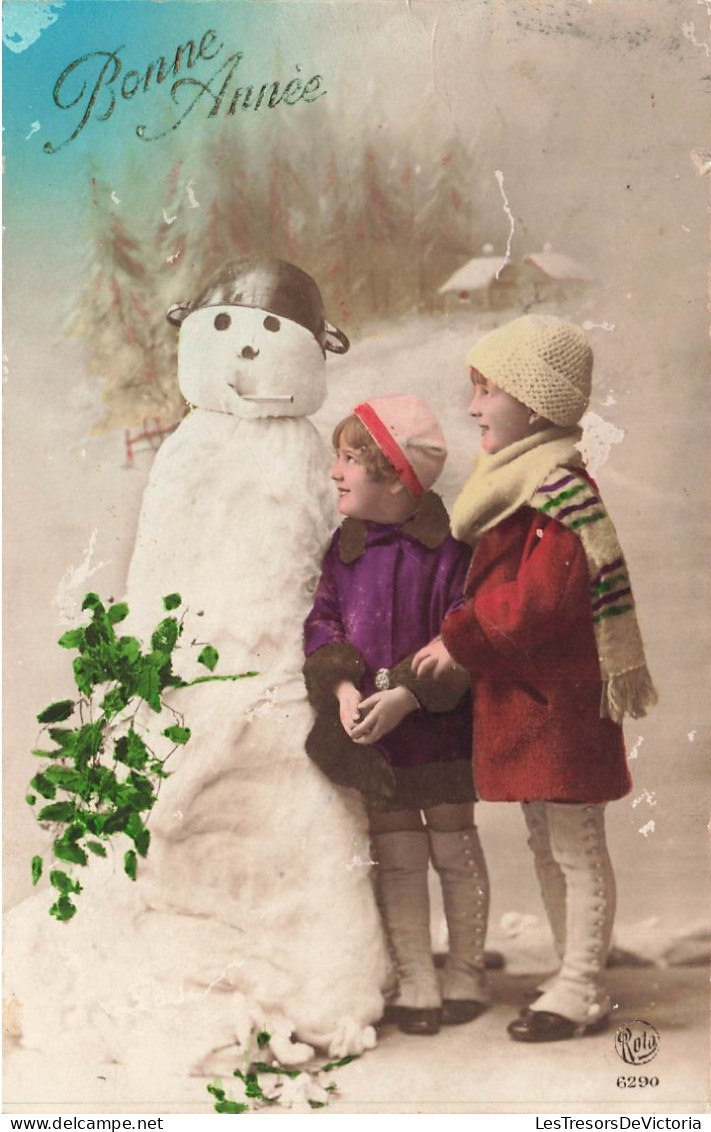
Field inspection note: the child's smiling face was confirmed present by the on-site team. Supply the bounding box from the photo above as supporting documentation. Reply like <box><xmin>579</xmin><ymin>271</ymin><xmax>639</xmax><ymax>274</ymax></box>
<box><xmin>468</xmin><ymin>368</ymin><xmax>541</xmax><ymax>454</ymax></box>
<box><xmin>330</xmin><ymin>446</ymin><xmax>396</xmax><ymax>522</ymax></box>
<box><xmin>330</xmin><ymin>444</ymin><xmax>418</xmax><ymax>525</ymax></box>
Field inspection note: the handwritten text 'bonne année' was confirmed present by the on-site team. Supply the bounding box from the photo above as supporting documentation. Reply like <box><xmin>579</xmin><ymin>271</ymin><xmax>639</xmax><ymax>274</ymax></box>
<box><xmin>44</xmin><ymin>29</ymin><xmax>327</xmax><ymax>154</ymax></box>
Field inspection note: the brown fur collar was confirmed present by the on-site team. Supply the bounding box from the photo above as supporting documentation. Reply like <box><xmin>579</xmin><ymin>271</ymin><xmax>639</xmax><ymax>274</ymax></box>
<box><xmin>338</xmin><ymin>491</ymin><xmax>451</xmax><ymax>564</ymax></box>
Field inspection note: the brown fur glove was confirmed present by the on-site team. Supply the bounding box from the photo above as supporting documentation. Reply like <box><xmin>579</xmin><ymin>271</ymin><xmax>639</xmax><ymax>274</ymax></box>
<box><xmin>303</xmin><ymin>642</ymin><xmax>396</xmax><ymax>805</ymax></box>
<box><xmin>389</xmin><ymin>654</ymin><xmax>470</xmax><ymax>713</ymax></box>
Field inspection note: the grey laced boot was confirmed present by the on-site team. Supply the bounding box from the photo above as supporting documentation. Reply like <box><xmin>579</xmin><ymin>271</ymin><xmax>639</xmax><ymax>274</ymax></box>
<box><xmin>428</xmin><ymin>826</ymin><xmax>491</xmax><ymax>1025</ymax></box>
<box><xmin>373</xmin><ymin>830</ymin><xmax>442</xmax><ymax>1035</ymax></box>
<box><xmin>509</xmin><ymin>803</ymin><xmax>615</xmax><ymax>1042</ymax></box>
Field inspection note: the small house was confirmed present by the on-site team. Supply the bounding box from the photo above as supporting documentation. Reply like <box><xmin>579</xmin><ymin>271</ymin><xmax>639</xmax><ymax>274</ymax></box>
<box><xmin>438</xmin><ymin>246</ymin><xmax>519</xmax><ymax>311</ymax></box>
<box><xmin>520</xmin><ymin>244</ymin><xmax>591</xmax><ymax>305</ymax></box>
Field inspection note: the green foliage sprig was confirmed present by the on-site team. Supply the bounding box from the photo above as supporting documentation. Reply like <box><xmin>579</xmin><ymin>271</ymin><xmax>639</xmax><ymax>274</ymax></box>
<box><xmin>27</xmin><ymin>591</ymin><xmax>256</xmax><ymax>921</ymax></box>
<box><xmin>207</xmin><ymin>1030</ymin><xmax>357</xmax><ymax>1113</ymax></box>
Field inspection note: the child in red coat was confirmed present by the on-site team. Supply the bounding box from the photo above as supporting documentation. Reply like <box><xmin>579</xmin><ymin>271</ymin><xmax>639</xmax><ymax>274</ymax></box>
<box><xmin>414</xmin><ymin>315</ymin><xmax>657</xmax><ymax>1042</ymax></box>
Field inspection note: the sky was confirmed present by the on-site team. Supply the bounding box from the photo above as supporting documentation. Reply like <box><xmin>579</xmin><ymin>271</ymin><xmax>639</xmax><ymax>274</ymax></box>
<box><xmin>4</xmin><ymin>0</ymin><xmax>703</xmax><ymax>294</ymax></box>
<box><xmin>2</xmin><ymin>0</ymin><xmax>361</xmax><ymax>292</ymax></box>
<box><xmin>2</xmin><ymin>0</ymin><xmax>706</xmax><ymax>378</ymax></box>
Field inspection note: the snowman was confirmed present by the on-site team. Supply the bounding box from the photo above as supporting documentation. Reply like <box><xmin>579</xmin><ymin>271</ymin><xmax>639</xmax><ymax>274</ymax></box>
<box><xmin>122</xmin><ymin>256</ymin><xmax>391</xmax><ymax>1061</ymax></box>
<box><xmin>5</xmin><ymin>259</ymin><xmax>389</xmax><ymax>1092</ymax></box>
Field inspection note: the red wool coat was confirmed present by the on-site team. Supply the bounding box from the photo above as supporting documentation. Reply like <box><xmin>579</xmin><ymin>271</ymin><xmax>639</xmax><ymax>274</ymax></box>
<box><xmin>441</xmin><ymin>505</ymin><xmax>632</xmax><ymax>804</ymax></box>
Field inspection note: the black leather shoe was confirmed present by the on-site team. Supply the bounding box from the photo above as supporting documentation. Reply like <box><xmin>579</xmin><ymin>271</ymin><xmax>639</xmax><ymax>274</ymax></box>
<box><xmin>383</xmin><ymin>1003</ymin><xmax>441</xmax><ymax>1035</ymax></box>
<box><xmin>507</xmin><ymin>1008</ymin><xmax>609</xmax><ymax>1042</ymax></box>
<box><xmin>441</xmin><ymin>999</ymin><xmax>488</xmax><ymax>1026</ymax></box>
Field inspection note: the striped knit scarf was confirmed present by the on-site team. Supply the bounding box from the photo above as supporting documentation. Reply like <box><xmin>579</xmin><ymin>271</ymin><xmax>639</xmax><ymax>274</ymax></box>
<box><xmin>451</xmin><ymin>427</ymin><xmax>657</xmax><ymax>723</ymax></box>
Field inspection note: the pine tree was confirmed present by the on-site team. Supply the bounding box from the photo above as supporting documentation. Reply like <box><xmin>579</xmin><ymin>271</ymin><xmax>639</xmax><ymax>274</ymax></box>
<box><xmin>67</xmin><ymin>177</ymin><xmax>181</xmax><ymax>428</ymax></box>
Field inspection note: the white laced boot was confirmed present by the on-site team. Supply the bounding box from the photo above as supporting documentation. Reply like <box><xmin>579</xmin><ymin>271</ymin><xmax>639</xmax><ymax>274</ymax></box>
<box><xmin>510</xmin><ymin>803</ymin><xmax>615</xmax><ymax>1041</ymax></box>
<box><xmin>373</xmin><ymin>830</ymin><xmax>442</xmax><ymax>1035</ymax></box>
<box><xmin>523</xmin><ymin>801</ymin><xmax>567</xmax><ymax>995</ymax></box>
<box><xmin>428</xmin><ymin>826</ymin><xmax>491</xmax><ymax>1024</ymax></box>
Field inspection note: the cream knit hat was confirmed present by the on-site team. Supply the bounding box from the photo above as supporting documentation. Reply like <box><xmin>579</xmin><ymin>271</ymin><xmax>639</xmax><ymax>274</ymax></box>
<box><xmin>466</xmin><ymin>314</ymin><xmax>593</xmax><ymax>426</ymax></box>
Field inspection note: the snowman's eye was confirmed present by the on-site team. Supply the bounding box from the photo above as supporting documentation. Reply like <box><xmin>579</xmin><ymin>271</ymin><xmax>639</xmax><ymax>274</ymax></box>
<box><xmin>214</xmin><ymin>312</ymin><xmax>231</xmax><ymax>331</ymax></box>
<box><xmin>263</xmin><ymin>316</ymin><xmax>281</xmax><ymax>333</ymax></box>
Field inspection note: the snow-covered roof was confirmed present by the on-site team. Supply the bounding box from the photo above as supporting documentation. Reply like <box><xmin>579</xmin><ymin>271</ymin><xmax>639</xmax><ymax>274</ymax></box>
<box><xmin>522</xmin><ymin>251</ymin><xmax>589</xmax><ymax>281</ymax></box>
<box><xmin>438</xmin><ymin>256</ymin><xmax>510</xmax><ymax>294</ymax></box>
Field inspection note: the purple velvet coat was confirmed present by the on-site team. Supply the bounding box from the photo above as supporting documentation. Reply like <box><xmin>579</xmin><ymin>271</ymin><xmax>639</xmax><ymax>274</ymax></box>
<box><xmin>303</xmin><ymin>493</ymin><xmax>473</xmax><ymax>784</ymax></box>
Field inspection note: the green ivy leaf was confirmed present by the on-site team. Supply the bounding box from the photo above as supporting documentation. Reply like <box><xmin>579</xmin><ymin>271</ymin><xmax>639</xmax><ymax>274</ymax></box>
<box><xmin>163</xmin><ymin>593</ymin><xmax>182</xmax><ymax>611</ymax></box>
<box><xmin>188</xmin><ymin>670</ymin><xmax>258</xmax><ymax>686</ymax></box>
<box><xmin>86</xmin><ymin>840</ymin><xmax>107</xmax><ymax>857</ymax></box>
<box><xmin>114</xmin><ymin>728</ymin><xmax>149</xmax><ymax>770</ymax></box>
<box><xmin>251</xmin><ymin>1062</ymin><xmax>302</xmax><ymax>1080</ymax></box>
<box><xmin>80</xmin><ymin>813</ymin><xmax>104</xmax><ymax>837</ymax></box>
<box><xmin>136</xmin><ymin>663</ymin><xmax>161</xmax><ymax>712</ymax></box>
<box><xmin>101</xmin><ymin>807</ymin><xmax>131</xmax><ymax>835</ymax></box>
<box><xmin>206</xmin><ymin>1083</ymin><xmax>249</xmax><ymax>1114</ymax></box>
<box><xmin>126</xmin><ymin>812</ymin><xmax>150</xmax><ymax>857</ymax></box>
<box><xmin>215</xmin><ymin>1100</ymin><xmax>249</xmax><ymax>1115</ymax></box>
<box><xmin>320</xmin><ymin>1055</ymin><xmax>359</xmax><ymax>1072</ymax></box>
<box><xmin>72</xmin><ymin>656</ymin><xmax>97</xmax><ymax>696</ymax></box>
<box><xmin>31</xmin><ymin>855</ymin><xmax>43</xmax><ymax>885</ymax></box>
<box><xmin>118</xmin><ymin>636</ymin><xmax>141</xmax><ymax>664</ymax></box>
<box><xmin>49</xmin><ymin>893</ymin><xmax>77</xmax><ymax>922</ymax></box>
<box><xmin>26</xmin><ymin>794</ymin><xmax>37</xmax><ymax>805</ymax></box>
<box><xmin>58</xmin><ymin>629</ymin><xmax>85</xmax><ymax>650</ymax></box>
<box><xmin>47</xmin><ymin>728</ymin><xmax>76</xmax><ymax>750</ymax></box>
<box><xmin>124</xmin><ymin>849</ymin><xmax>137</xmax><ymax>881</ymax></box>
<box><xmin>74</xmin><ymin>723</ymin><xmax>103</xmax><ymax>768</ymax></box>
<box><xmin>233</xmin><ymin>1071</ymin><xmax>269</xmax><ymax>1102</ymax></box>
<box><xmin>86</xmin><ymin>765</ymin><xmax>118</xmax><ymax>804</ymax></box>
<box><xmin>54</xmin><ymin>831</ymin><xmax>88</xmax><ymax>867</ymax></box>
<box><xmin>151</xmin><ymin>617</ymin><xmax>180</xmax><ymax>655</ymax></box>
<box><xmin>49</xmin><ymin>869</ymin><xmax>82</xmax><ymax>895</ymax></box>
<box><xmin>162</xmin><ymin>725</ymin><xmax>191</xmax><ymax>746</ymax></box>
<box><xmin>44</xmin><ymin>766</ymin><xmax>86</xmax><ymax>792</ymax></box>
<box><xmin>37</xmin><ymin>700</ymin><xmax>75</xmax><ymax>724</ymax></box>
<box><xmin>198</xmin><ymin>645</ymin><xmax>219</xmax><ymax>672</ymax></box>
<box><xmin>107</xmin><ymin>602</ymin><xmax>129</xmax><ymax>624</ymax></box>
<box><xmin>100</xmin><ymin>687</ymin><xmax>128</xmax><ymax>718</ymax></box>
<box><xmin>81</xmin><ymin>592</ymin><xmax>104</xmax><ymax>612</ymax></box>
<box><xmin>38</xmin><ymin>801</ymin><xmax>77</xmax><ymax>823</ymax></box>
<box><xmin>256</xmin><ymin>1030</ymin><xmax>271</xmax><ymax>1049</ymax></box>
<box><xmin>30</xmin><ymin>773</ymin><xmax>57</xmax><ymax>800</ymax></box>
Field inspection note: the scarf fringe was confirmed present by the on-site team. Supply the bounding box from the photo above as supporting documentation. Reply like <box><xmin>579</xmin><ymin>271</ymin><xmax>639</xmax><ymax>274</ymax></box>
<box><xmin>603</xmin><ymin>666</ymin><xmax>659</xmax><ymax>724</ymax></box>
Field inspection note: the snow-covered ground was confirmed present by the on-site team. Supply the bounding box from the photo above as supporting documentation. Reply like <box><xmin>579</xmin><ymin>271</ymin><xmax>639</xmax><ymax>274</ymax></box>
<box><xmin>4</xmin><ymin>293</ymin><xmax>709</xmax><ymax>1113</ymax></box>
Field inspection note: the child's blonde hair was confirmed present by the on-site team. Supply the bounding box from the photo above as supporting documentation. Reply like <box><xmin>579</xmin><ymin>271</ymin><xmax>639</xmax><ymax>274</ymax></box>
<box><xmin>332</xmin><ymin>415</ymin><xmax>399</xmax><ymax>482</ymax></box>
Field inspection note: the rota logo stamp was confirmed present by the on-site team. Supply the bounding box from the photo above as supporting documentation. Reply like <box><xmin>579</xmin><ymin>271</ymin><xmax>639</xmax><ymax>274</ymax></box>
<box><xmin>614</xmin><ymin>1020</ymin><xmax>660</xmax><ymax>1065</ymax></box>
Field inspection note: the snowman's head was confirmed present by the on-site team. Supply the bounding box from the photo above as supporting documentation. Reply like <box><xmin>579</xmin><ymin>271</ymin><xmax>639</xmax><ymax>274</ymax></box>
<box><xmin>167</xmin><ymin>257</ymin><xmax>349</xmax><ymax>419</ymax></box>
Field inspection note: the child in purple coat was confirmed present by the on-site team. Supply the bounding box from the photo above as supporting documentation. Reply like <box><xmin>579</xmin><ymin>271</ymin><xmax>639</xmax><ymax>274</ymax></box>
<box><xmin>304</xmin><ymin>394</ymin><xmax>490</xmax><ymax>1036</ymax></box>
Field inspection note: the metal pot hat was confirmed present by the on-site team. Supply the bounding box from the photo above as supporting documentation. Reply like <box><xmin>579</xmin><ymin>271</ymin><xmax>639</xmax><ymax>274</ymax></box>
<box><xmin>167</xmin><ymin>256</ymin><xmax>350</xmax><ymax>355</ymax></box>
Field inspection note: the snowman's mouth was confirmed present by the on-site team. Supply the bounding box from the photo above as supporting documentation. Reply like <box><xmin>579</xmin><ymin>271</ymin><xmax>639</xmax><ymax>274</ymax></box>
<box><xmin>226</xmin><ymin>380</ymin><xmax>294</xmax><ymax>403</ymax></box>
<box><xmin>241</xmin><ymin>394</ymin><xmax>295</xmax><ymax>403</ymax></box>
